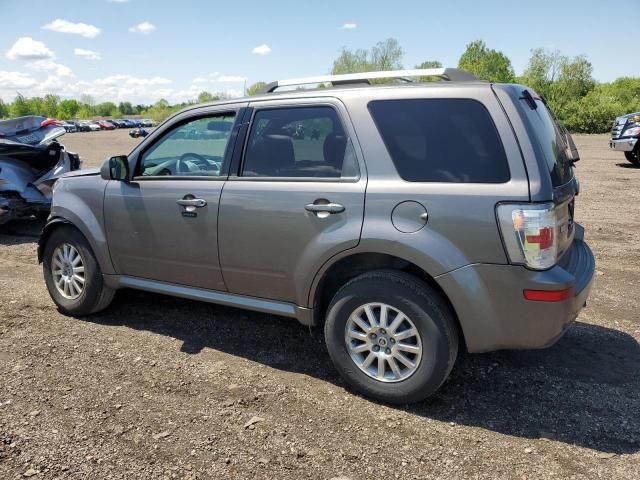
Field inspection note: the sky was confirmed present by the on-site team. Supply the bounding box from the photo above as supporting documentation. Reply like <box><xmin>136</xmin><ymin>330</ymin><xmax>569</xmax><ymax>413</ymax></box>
<box><xmin>0</xmin><ymin>0</ymin><xmax>637</xmax><ymax>105</ymax></box>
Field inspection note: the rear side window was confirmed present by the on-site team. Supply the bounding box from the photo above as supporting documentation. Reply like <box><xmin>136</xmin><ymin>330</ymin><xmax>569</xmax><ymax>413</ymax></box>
<box><xmin>242</xmin><ymin>106</ymin><xmax>359</xmax><ymax>179</ymax></box>
<box><xmin>368</xmin><ymin>99</ymin><xmax>510</xmax><ymax>183</ymax></box>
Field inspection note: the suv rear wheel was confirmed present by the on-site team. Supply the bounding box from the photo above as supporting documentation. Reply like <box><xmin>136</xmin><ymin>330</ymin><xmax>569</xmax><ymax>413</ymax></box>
<box><xmin>43</xmin><ymin>226</ymin><xmax>115</xmax><ymax>315</ymax></box>
<box><xmin>324</xmin><ymin>270</ymin><xmax>458</xmax><ymax>404</ymax></box>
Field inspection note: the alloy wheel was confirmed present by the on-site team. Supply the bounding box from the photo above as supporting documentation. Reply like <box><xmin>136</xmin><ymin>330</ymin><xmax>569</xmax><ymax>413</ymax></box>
<box><xmin>51</xmin><ymin>243</ymin><xmax>86</xmax><ymax>300</ymax></box>
<box><xmin>345</xmin><ymin>302</ymin><xmax>423</xmax><ymax>383</ymax></box>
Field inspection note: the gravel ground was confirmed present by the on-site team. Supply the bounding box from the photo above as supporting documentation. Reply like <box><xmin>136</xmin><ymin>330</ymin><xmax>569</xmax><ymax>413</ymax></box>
<box><xmin>0</xmin><ymin>131</ymin><xmax>638</xmax><ymax>479</ymax></box>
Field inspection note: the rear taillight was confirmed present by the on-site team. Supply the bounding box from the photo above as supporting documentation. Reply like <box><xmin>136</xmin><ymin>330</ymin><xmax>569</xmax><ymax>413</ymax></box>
<box><xmin>497</xmin><ymin>203</ymin><xmax>558</xmax><ymax>270</ymax></box>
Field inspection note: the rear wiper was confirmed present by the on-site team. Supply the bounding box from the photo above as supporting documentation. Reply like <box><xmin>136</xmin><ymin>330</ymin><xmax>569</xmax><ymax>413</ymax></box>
<box><xmin>520</xmin><ymin>90</ymin><xmax>538</xmax><ymax>110</ymax></box>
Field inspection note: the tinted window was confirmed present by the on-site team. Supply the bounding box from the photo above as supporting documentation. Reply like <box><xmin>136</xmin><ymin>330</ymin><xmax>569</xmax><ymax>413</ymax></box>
<box><xmin>369</xmin><ymin>99</ymin><xmax>510</xmax><ymax>183</ymax></box>
<box><xmin>521</xmin><ymin>96</ymin><xmax>574</xmax><ymax>187</ymax></box>
<box><xmin>139</xmin><ymin>113</ymin><xmax>235</xmax><ymax>177</ymax></box>
<box><xmin>242</xmin><ymin>107</ymin><xmax>358</xmax><ymax>178</ymax></box>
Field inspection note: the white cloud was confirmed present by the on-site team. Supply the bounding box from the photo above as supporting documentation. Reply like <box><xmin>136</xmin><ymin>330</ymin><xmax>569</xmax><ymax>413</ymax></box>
<box><xmin>191</xmin><ymin>73</ymin><xmax>244</xmax><ymax>84</ymax></box>
<box><xmin>342</xmin><ymin>23</ymin><xmax>357</xmax><ymax>29</ymax></box>
<box><xmin>94</xmin><ymin>74</ymin><xmax>172</xmax><ymax>87</ymax></box>
<box><xmin>129</xmin><ymin>21</ymin><xmax>156</xmax><ymax>34</ymax></box>
<box><xmin>43</xmin><ymin>19</ymin><xmax>101</xmax><ymax>38</ymax></box>
<box><xmin>0</xmin><ymin>71</ymin><xmax>38</xmax><ymax>89</ymax></box>
<box><xmin>0</xmin><ymin>68</ymin><xmax>246</xmax><ymax>104</ymax></box>
<box><xmin>74</xmin><ymin>48</ymin><xmax>101</xmax><ymax>61</ymax></box>
<box><xmin>41</xmin><ymin>75</ymin><xmax>66</xmax><ymax>92</ymax></box>
<box><xmin>26</xmin><ymin>59</ymin><xmax>73</xmax><ymax>77</ymax></box>
<box><xmin>252</xmin><ymin>44</ymin><xmax>271</xmax><ymax>55</ymax></box>
<box><xmin>6</xmin><ymin>37</ymin><xmax>54</xmax><ymax>60</ymax></box>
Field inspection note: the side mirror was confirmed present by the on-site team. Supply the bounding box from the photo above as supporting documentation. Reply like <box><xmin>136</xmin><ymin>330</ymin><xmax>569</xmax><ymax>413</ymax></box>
<box><xmin>101</xmin><ymin>155</ymin><xmax>130</xmax><ymax>181</ymax></box>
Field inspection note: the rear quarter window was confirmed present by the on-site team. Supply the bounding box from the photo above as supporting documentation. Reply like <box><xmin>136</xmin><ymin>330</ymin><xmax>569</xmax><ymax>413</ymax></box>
<box><xmin>368</xmin><ymin>98</ymin><xmax>510</xmax><ymax>183</ymax></box>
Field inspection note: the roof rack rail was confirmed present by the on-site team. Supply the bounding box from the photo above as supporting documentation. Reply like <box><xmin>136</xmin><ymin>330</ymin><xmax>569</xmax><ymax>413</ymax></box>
<box><xmin>261</xmin><ymin>68</ymin><xmax>479</xmax><ymax>93</ymax></box>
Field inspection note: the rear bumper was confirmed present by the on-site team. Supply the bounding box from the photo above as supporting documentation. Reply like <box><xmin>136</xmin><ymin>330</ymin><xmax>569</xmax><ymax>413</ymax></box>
<box><xmin>610</xmin><ymin>138</ymin><xmax>637</xmax><ymax>152</ymax></box>
<box><xmin>436</xmin><ymin>225</ymin><xmax>595</xmax><ymax>353</ymax></box>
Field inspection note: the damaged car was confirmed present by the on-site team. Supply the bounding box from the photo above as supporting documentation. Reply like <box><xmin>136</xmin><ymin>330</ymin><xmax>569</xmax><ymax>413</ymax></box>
<box><xmin>0</xmin><ymin>116</ymin><xmax>81</xmax><ymax>225</ymax></box>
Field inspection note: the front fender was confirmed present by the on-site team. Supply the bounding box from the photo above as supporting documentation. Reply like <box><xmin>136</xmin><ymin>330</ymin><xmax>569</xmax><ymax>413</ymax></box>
<box><xmin>39</xmin><ymin>176</ymin><xmax>114</xmax><ymax>274</ymax></box>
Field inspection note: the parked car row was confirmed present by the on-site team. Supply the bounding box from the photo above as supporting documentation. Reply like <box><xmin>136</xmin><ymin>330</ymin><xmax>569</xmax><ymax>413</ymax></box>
<box><xmin>58</xmin><ymin>118</ymin><xmax>156</xmax><ymax>133</ymax></box>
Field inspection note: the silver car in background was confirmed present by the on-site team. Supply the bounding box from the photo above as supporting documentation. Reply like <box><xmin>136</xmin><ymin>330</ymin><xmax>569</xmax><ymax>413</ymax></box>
<box><xmin>38</xmin><ymin>69</ymin><xmax>595</xmax><ymax>404</ymax></box>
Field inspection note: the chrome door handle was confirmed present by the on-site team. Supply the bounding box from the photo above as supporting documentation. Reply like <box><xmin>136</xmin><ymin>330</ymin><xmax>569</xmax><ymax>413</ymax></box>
<box><xmin>177</xmin><ymin>198</ymin><xmax>207</xmax><ymax>208</ymax></box>
<box><xmin>305</xmin><ymin>202</ymin><xmax>345</xmax><ymax>214</ymax></box>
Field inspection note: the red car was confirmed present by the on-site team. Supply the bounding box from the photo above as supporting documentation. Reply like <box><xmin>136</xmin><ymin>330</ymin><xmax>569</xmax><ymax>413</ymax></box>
<box><xmin>96</xmin><ymin>120</ymin><xmax>116</xmax><ymax>130</ymax></box>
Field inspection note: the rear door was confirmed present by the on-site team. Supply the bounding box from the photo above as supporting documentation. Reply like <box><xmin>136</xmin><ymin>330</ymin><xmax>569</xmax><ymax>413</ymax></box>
<box><xmin>217</xmin><ymin>98</ymin><xmax>366</xmax><ymax>305</ymax></box>
<box><xmin>104</xmin><ymin>106</ymin><xmax>244</xmax><ymax>290</ymax></box>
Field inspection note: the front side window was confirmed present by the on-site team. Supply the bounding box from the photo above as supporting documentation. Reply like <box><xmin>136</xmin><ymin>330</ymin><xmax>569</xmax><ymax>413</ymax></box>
<box><xmin>368</xmin><ymin>99</ymin><xmax>510</xmax><ymax>183</ymax></box>
<box><xmin>139</xmin><ymin>113</ymin><xmax>236</xmax><ymax>177</ymax></box>
<box><xmin>241</xmin><ymin>106</ymin><xmax>358</xmax><ymax>178</ymax></box>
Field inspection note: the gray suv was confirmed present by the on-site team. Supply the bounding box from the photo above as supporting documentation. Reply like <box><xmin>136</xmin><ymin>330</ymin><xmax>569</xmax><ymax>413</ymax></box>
<box><xmin>39</xmin><ymin>69</ymin><xmax>595</xmax><ymax>404</ymax></box>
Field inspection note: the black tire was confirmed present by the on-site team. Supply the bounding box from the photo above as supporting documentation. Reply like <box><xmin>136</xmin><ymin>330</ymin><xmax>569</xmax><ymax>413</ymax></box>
<box><xmin>43</xmin><ymin>226</ymin><xmax>115</xmax><ymax>316</ymax></box>
<box><xmin>324</xmin><ymin>270</ymin><xmax>458</xmax><ymax>404</ymax></box>
<box><xmin>624</xmin><ymin>147</ymin><xmax>640</xmax><ymax>166</ymax></box>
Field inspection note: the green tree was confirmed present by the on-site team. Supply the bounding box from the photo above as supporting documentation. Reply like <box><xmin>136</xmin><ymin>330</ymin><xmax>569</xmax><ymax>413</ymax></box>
<box><xmin>458</xmin><ymin>40</ymin><xmax>515</xmax><ymax>83</ymax></box>
<box><xmin>331</xmin><ymin>38</ymin><xmax>404</xmax><ymax>75</ymax></box>
<box><xmin>154</xmin><ymin>99</ymin><xmax>169</xmax><ymax>109</ymax></box>
<box><xmin>118</xmin><ymin>101</ymin><xmax>134</xmax><ymax>115</ymax></box>
<box><xmin>197</xmin><ymin>91</ymin><xmax>219</xmax><ymax>104</ymax></box>
<box><xmin>416</xmin><ymin>60</ymin><xmax>443</xmax><ymax>69</ymax></box>
<box><xmin>57</xmin><ymin>99</ymin><xmax>80</xmax><ymax>120</ymax></box>
<box><xmin>521</xmin><ymin>48</ymin><xmax>594</xmax><ymax>115</ymax></box>
<box><xmin>246</xmin><ymin>81</ymin><xmax>267</xmax><ymax>96</ymax></box>
<box><xmin>415</xmin><ymin>60</ymin><xmax>444</xmax><ymax>82</ymax></box>
<box><xmin>594</xmin><ymin>77</ymin><xmax>640</xmax><ymax>113</ymax></box>
<box><xmin>10</xmin><ymin>94</ymin><xmax>33</xmax><ymax>117</ymax></box>
<box><xmin>95</xmin><ymin>102</ymin><xmax>117</xmax><ymax>117</ymax></box>
<box><xmin>77</xmin><ymin>105</ymin><xmax>93</xmax><ymax>119</ymax></box>
<box><xmin>42</xmin><ymin>94</ymin><xmax>60</xmax><ymax>118</ymax></box>
<box><xmin>78</xmin><ymin>94</ymin><xmax>96</xmax><ymax>118</ymax></box>
<box><xmin>26</xmin><ymin>97</ymin><xmax>44</xmax><ymax>116</ymax></box>
<box><xmin>0</xmin><ymin>99</ymin><xmax>7</xmax><ymax>119</ymax></box>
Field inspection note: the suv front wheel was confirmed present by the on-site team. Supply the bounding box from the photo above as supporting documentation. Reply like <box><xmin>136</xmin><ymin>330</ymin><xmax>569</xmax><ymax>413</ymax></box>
<box><xmin>324</xmin><ymin>270</ymin><xmax>458</xmax><ymax>404</ymax></box>
<box><xmin>624</xmin><ymin>145</ymin><xmax>640</xmax><ymax>166</ymax></box>
<box><xmin>43</xmin><ymin>226</ymin><xmax>115</xmax><ymax>316</ymax></box>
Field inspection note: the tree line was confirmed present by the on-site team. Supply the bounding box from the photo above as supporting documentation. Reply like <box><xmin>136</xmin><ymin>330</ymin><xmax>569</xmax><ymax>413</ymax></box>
<box><xmin>2</xmin><ymin>39</ymin><xmax>638</xmax><ymax>133</ymax></box>
<box><xmin>248</xmin><ymin>39</ymin><xmax>639</xmax><ymax>134</ymax></box>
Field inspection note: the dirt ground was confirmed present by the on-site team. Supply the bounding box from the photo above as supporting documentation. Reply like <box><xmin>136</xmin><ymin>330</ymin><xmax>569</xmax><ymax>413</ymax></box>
<box><xmin>0</xmin><ymin>131</ymin><xmax>639</xmax><ymax>479</ymax></box>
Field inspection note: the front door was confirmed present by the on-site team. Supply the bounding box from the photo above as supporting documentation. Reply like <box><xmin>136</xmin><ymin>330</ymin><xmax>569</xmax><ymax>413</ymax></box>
<box><xmin>218</xmin><ymin>102</ymin><xmax>367</xmax><ymax>305</ymax></box>
<box><xmin>104</xmin><ymin>110</ymin><xmax>240</xmax><ymax>291</ymax></box>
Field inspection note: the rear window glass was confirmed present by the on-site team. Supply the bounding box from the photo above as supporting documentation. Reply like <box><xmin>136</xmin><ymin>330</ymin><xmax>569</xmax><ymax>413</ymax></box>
<box><xmin>521</xmin><ymin>97</ymin><xmax>574</xmax><ymax>187</ymax></box>
<box><xmin>368</xmin><ymin>99</ymin><xmax>510</xmax><ymax>183</ymax></box>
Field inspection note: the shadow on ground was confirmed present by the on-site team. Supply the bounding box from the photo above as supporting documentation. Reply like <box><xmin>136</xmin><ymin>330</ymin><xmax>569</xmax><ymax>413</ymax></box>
<box><xmin>87</xmin><ymin>289</ymin><xmax>640</xmax><ymax>455</ymax></box>
<box><xmin>616</xmin><ymin>162</ymin><xmax>640</xmax><ymax>169</ymax></box>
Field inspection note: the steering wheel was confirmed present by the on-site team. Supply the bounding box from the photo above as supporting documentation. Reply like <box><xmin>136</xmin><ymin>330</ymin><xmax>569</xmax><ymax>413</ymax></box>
<box><xmin>176</xmin><ymin>152</ymin><xmax>211</xmax><ymax>174</ymax></box>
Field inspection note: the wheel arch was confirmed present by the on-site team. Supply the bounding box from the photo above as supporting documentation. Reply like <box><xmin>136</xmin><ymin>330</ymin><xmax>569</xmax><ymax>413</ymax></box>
<box><xmin>38</xmin><ymin>213</ymin><xmax>115</xmax><ymax>275</ymax></box>
<box><xmin>309</xmin><ymin>251</ymin><xmax>467</xmax><ymax>350</ymax></box>
<box><xmin>38</xmin><ymin>217</ymin><xmax>72</xmax><ymax>263</ymax></box>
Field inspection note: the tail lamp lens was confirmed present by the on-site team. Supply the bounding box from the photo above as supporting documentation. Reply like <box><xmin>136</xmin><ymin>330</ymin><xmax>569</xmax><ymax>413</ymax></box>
<box><xmin>497</xmin><ymin>203</ymin><xmax>558</xmax><ymax>270</ymax></box>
